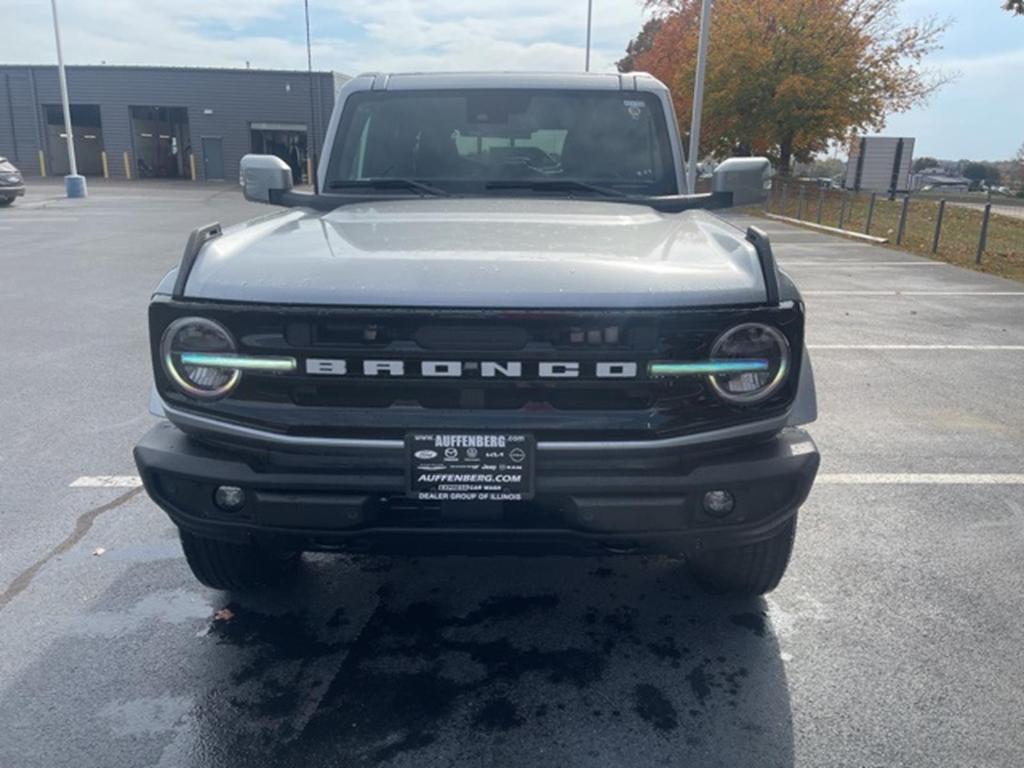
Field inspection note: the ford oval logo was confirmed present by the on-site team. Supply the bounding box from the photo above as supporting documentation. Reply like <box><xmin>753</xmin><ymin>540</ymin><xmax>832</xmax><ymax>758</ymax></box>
<box><xmin>414</xmin><ymin>449</ymin><xmax>438</xmax><ymax>460</ymax></box>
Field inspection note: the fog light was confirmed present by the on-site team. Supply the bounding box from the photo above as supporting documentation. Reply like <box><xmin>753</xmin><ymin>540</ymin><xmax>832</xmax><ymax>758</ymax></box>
<box><xmin>214</xmin><ymin>485</ymin><xmax>246</xmax><ymax>512</ymax></box>
<box><xmin>703</xmin><ymin>489</ymin><xmax>735</xmax><ymax>517</ymax></box>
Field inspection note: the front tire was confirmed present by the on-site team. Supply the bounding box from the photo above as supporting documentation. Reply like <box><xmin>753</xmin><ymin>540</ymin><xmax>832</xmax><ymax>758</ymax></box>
<box><xmin>687</xmin><ymin>513</ymin><xmax>797</xmax><ymax>596</ymax></box>
<box><xmin>0</xmin><ymin>197</ymin><xmax>13</xmax><ymax>207</ymax></box>
<box><xmin>179</xmin><ymin>530</ymin><xmax>300</xmax><ymax>590</ymax></box>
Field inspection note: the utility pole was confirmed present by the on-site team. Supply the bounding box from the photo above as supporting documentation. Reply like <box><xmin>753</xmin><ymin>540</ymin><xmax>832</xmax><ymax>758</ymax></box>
<box><xmin>50</xmin><ymin>0</ymin><xmax>86</xmax><ymax>197</ymax></box>
<box><xmin>686</xmin><ymin>0</ymin><xmax>713</xmax><ymax>193</ymax></box>
<box><xmin>304</xmin><ymin>0</ymin><xmax>319</xmax><ymax>193</ymax></box>
<box><xmin>585</xmin><ymin>0</ymin><xmax>593</xmax><ymax>72</ymax></box>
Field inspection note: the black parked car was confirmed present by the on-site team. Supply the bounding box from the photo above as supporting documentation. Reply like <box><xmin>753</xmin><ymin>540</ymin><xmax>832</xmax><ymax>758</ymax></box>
<box><xmin>0</xmin><ymin>156</ymin><xmax>25</xmax><ymax>206</ymax></box>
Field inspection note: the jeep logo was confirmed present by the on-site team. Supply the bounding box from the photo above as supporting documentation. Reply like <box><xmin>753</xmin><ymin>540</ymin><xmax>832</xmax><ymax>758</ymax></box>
<box><xmin>304</xmin><ymin>359</ymin><xmax>639</xmax><ymax>379</ymax></box>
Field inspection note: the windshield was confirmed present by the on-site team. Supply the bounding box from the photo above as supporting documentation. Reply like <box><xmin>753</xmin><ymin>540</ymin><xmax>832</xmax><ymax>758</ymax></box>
<box><xmin>326</xmin><ymin>89</ymin><xmax>677</xmax><ymax>197</ymax></box>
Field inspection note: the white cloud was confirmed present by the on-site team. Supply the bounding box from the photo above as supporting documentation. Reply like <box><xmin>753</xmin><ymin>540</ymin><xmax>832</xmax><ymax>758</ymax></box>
<box><xmin>313</xmin><ymin>0</ymin><xmax>649</xmax><ymax>74</ymax></box>
<box><xmin>930</xmin><ymin>47</ymin><xmax>1024</xmax><ymax>75</ymax></box>
<box><xmin>2</xmin><ymin>0</ymin><xmax>649</xmax><ymax>73</ymax></box>
<box><xmin>9</xmin><ymin>0</ymin><xmax>1014</xmax><ymax>158</ymax></box>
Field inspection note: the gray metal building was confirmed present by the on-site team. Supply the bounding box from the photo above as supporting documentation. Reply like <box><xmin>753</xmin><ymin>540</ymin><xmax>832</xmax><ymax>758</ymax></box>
<box><xmin>0</xmin><ymin>64</ymin><xmax>348</xmax><ymax>181</ymax></box>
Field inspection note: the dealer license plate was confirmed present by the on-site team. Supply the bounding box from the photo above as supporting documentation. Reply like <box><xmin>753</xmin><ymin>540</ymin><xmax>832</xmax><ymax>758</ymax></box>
<box><xmin>406</xmin><ymin>432</ymin><xmax>535</xmax><ymax>502</ymax></box>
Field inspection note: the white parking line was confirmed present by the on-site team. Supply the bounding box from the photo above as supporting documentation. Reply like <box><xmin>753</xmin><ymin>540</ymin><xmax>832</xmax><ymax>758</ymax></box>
<box><xmin>777</xmin><ymin>242</ymin><xmax>867</xmax><ymax>247</ymax></box>
<box><xmin>2</xmin><ymin>217</ymin><xmax>82</xmax><ymax>223</ymax></box>
<box><xmin>782</xmin><ymin>261</ymin><xmax>940</xmax><ymax>267</ymax></box>
<box><xmin>70</xmin><ymin>476</ymin><xmax>143</xmax><ymax>488</ymax></box>
<box><xmin>754</xmin><ymin>229</ymin><xmax>823</xmax><ymax>235</ymax></box>
<box><xmin>805</xmin><ymin>291</ymin><xmax>1024</xmax><ymax>296</ymax></box>
<box><xmin>808</xmin><ymin>344</ymin><xmax>1024</xmax><ymax>350</ymax></box>
<box><xmin>818</xmin><ymin>474</ymin><xmax>1024</xmax><ymax>485</ymax></box>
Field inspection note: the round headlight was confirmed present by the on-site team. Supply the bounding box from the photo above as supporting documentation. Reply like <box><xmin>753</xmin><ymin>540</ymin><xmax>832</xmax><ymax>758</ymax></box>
<box><xmin>160</xmin><ymin>317</ymin><xmax>241</xmax><ymax>399</ymax></box>
<box><xmin>708</xmin><ymin>323</ymin><xmax>790</xmax><ymax>404</ymax></box>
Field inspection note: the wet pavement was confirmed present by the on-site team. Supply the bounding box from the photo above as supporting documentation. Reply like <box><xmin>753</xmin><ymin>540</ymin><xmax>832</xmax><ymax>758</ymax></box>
<box><xmin>1</xmin><ymin>180</ymin><xmax>1023</xmax><ymax>766</ymax></box>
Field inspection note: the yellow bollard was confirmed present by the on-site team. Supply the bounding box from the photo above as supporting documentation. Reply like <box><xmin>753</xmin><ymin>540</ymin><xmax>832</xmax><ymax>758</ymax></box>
<box><xmin>101</xmin><ymin>151</ymin><xmax>110</xmax><ymax>179</ymax></box>
<box><xmin>306</xmin><ymin>157</ymin><xmax>313</xmax><ymax>186</ymax></box>
<box><xmin>38</xmin><ymin>149</ymin><xmax>47</xmax><ymax>177</ymax></box>
<box><xmin>123</xmin><ymin>151</ymin><xmax>132</xmax><ymax>180</ymax></box>
<box><xmin>189</xmin><ymin>153</ymin><xmax>197</xmax><ymax>181</ymax></box>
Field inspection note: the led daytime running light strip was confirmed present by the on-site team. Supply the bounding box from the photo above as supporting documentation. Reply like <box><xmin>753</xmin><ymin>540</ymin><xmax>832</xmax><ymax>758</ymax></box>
<box><xmin>179</xmin><ymin>352</ymin><xmax>297</xmax><ymax>372</ymax></box>
<box><xmin>648</xmin><ymin>359</ymin><xmax>770</xmax><ymax>376</ymax></box>
<box><xmin>180</xmin><ymin>355</ymin><xmax>769</xmax><ymax>376</ymax></box>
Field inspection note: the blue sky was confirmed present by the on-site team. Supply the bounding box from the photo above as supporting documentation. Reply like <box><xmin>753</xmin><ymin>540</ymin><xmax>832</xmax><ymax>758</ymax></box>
<box><xmin>882</xmin><ymin>0</ymin><xmax>1024</xmax><ymax>160</ymax></box>
<box><xmin>4</xmin><ymin>0</ymin><xmax>1022</xmax><ymax>160</ymax></box>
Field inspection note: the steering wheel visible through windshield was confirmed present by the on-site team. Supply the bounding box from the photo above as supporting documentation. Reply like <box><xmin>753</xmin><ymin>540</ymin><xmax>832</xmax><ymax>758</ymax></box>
<box><xmin>325</xmin><ymin>89</ymin><xmax>678</xmax><ymax>198</ymax></box>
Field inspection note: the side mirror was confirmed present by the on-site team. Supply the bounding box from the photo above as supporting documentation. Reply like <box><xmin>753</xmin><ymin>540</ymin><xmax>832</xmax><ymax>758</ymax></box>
<box><xmin>712</xmin><ymin>157</ymin><xmax>772</xmax><ymax>207</ymax></box>
<box><xmin>239</xmin><ymin>154</ymin><xmax>293</xmax><ymax>204</ymax></box>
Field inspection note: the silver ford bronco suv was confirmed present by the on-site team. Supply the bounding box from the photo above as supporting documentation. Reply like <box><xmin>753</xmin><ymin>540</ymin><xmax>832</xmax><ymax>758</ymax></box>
<box><xmin>134</xmin><ymin>72</ymin><xmax>819</xmax><ymax>595</ymax></box>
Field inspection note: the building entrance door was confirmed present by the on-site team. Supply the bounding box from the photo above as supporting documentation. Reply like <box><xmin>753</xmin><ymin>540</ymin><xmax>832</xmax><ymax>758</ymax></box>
<box><xmin>44</xmin><ymin>104</ymin><xmax>104</xmax><ymax>176</ymax></box>
<box><xmin>202</xmin><ymin>137</ymin><xmax>225</xmax><ymax>181</ymax></box>
<box><xmin>129</xmin><ymin>106</ymin><xmax>191</xmax><ymax>179</ymax></box>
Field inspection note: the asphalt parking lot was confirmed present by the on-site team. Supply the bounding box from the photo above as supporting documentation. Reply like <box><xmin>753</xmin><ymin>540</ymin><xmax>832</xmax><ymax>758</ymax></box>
<box><xmin>2</xmin><ymin>179</ymin><xmax>1023</xmax><ymax>768</ymax></box>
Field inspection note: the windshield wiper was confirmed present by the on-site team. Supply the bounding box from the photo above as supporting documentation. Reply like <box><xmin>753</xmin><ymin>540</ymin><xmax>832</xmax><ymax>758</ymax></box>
<box><xmin>483</xmin><ymin>179</ymin><xmax>629</xmax><ymax>198</ymax></box>
<box><xmin>326</xmin><ymin>178</ymin><xmax>451</xmax><ymax>196</ymax></box>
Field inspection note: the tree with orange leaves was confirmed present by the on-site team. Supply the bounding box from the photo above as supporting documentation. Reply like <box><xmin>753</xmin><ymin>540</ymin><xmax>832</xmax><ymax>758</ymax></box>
<box><xmin>620</xmin><ymin>0</ymin><xmax>951</xmax><ymax>175</ymax></box>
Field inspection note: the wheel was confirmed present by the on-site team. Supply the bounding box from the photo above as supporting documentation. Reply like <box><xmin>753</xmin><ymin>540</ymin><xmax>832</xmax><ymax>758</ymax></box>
<box><xmin>687</xmin><ymin>513</ymin><xmax>797</xmax><ymax>596</ymax></box>
<box><xmin>179</xmin><ymin>529</ymin><xmax>300</xmax><ymax>590</ymax></box>
<box><xmin>0</xmin><ymin>197</ymin><xmax>13</xmax><ymax>207</ymax></box>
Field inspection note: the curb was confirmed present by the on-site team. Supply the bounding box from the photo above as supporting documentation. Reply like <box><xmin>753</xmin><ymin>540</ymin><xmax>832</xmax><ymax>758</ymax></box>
<box><xmin>764</xmin><ymin>213</ymin><xmax>889</xmax><ymax>244</ymax></box>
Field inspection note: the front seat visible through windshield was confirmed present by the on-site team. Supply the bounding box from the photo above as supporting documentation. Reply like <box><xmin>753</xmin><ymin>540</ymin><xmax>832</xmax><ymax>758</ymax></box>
<box><xmin>327</xmin><ymin>88</ymin><xmax>677</xmax><ymax>196</ymax></box>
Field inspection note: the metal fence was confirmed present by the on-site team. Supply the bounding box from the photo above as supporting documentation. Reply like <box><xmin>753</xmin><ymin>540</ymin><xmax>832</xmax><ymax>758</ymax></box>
<box><xmin>765</xmin><ymin>182</ymin><xmax>1024</xmax><ymax>273</ymax></box>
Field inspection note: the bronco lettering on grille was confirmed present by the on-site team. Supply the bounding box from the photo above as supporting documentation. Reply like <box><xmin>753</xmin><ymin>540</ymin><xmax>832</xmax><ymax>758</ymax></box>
<box><xmin>304</xmin><ymin>359</ymin><xmax>639</xmax><ymax>379</ymax></box>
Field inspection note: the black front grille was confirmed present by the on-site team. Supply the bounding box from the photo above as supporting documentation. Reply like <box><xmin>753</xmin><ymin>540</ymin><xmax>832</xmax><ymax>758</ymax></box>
<box><xmin>151</xmin><ymin>300</ymin><xmax>804</xmax><ymax>441</ymax></box>
<box><xmin>278</xmin><ymin>381</ymin><xmax>661</xmax><ymax>411</ymax></box>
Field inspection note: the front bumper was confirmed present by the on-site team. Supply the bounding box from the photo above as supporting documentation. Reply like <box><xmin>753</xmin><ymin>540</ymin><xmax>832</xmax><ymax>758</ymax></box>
<box><xmin>0</xmin><ymin>182</ymin><xmax>25</xmax><ymax>198</ymax></box>
<box><xmin>134</xmin><ymin>422</ymin><xmax>819</xmax><ymax>556</ymax></box>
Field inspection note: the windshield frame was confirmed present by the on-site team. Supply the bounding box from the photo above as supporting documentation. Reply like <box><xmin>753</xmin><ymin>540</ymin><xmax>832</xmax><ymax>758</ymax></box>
<box><xmin>322</xmin><ymin>88</ymin><xmax>681</xmax><ymax>200</ymax></box>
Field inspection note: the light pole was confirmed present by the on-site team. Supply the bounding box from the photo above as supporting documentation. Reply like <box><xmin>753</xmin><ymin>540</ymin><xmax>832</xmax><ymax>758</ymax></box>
<box><xmin>585</xmin><ymin>0</ymin><xmax>593</xmax><ymax>72</ymax></box>
<box><xmin>49</xmin><ymin>0</ymin><xmax>86</xmax><ymax>198</ymax></box>
<box><xmin>304</xmin><ymin>0</ymin><xmax>318</xmax><ymax>192</ymax></box>
<box><xmin>687</xmin><ymin>0</ymin><xmax>713</xmax><ymax>193</ymax></box>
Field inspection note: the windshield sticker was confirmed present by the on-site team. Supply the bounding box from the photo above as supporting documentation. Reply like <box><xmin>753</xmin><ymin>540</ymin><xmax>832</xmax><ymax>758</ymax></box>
<box><xmin>623</xmin><ymin>99</ymin><xmax>646</xmax><ymax>119</ymax></box>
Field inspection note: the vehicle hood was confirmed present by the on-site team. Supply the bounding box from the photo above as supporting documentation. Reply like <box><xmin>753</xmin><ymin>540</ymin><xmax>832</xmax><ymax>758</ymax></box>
<box><xmin>182</xmin><ymin>197</ymin><xmax>767</xmax><ymax>308</ymax></box>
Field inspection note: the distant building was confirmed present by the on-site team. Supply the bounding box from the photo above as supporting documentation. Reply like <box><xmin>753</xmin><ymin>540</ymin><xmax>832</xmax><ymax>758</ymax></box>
<box><xmin>910</xmin><ymin>168</ymin><xmax>972</xmax><ymax>192</ymax></box>
<box><xmin>0</xmin><ymin>64</ymin><xmax>349</xmax><ymax>181</ymax></box>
